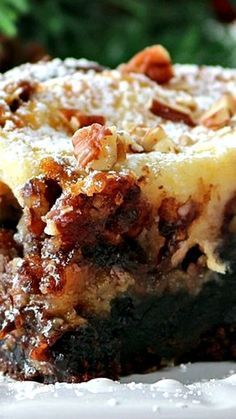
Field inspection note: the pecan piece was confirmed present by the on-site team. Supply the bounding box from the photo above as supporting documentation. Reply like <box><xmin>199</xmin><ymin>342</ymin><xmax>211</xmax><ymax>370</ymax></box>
<box><xmin>72</xmin><ymin>123</ymin><xmax>126</xmax><ymax>171</ymax></box>
<box><xmin>59</xmin><ymin>108</ymin><xmax>105</xmax><ymax>132</ymax></box>
<box><xmin>200</xmin><ymin>93</ymin><xmax>236</xmax><ymax>130</ymax></box>
<box><xmin>150</xmin><ymin>98</ymin><xmax>196</xmax><ymax>126</ymax></box>
<box><xmin>6</xmin><ymin>80</ymin><xmax>35</xmax><ymax>112</ymax></box>
<box><xmin>138</xmin><ymin>126</ymin><xmax>176</xmax><ymax>153</ymax></box>
<box><xmin>120</xmin><ymin>45</ymin><xmax>174</xmax><ymax>84</ymax></box>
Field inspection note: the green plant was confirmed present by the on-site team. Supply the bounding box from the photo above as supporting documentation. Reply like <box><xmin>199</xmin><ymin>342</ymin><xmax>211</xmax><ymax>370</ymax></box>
<box><xmin>0</xmin><ymin>0</ymin><xmax>28</xmax><ymax>36</ymax></box>
<box><xmin>0</xmin><ymin>0</ymin><xmax>236</xmax><ymax>68</ymax></box>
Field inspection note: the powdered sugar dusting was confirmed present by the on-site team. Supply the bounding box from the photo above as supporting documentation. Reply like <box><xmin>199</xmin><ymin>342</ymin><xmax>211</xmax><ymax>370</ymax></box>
<box><xmin>0</xmin><ymin>58</ymin><xmax>235</xmax><ymax>185</ymax></box>
<box><xmin>0</xmin><ymin>362</ymin><xmax>236</xmax><ymax>418</ymax></box>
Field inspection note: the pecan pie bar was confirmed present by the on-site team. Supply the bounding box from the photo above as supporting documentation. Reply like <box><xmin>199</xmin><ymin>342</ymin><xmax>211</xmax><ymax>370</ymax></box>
<box><xmin>0</xmin><ymin>46</ymin><xmax>236</xmax><ymax>383</ymax></box>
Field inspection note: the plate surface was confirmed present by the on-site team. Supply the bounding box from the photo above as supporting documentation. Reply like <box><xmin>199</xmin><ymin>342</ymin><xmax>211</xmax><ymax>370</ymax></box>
<box><xmin>1</xmin><ymin>362</ymin><xmax>236</xmax><ymax>419</ymax></box>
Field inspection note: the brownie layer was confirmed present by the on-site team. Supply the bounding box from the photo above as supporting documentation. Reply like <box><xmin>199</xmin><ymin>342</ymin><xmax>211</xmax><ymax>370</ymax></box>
<box><xmin>33</xmin><ymin>233</ymin><xmax>236</xmax><ymax>380</ymax></box>
<box><xmin>52</xmin><ymin>272</ymin><xmax>236</xmax><ymax>382</ymax></box>
<box><xmin>0</xmin><ymin>230</ymin><xmax>235</xmax><ymax>383</ymax></box>
<box><xmin>1</xmin><ymin>262</ymin><xmax>236</xmax><ymax>383</ymax></box>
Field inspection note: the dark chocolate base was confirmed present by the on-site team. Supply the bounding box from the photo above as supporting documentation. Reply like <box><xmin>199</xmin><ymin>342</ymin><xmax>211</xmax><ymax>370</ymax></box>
<box><xmin>50</xmin><ymin>271</ymin><xmax>236</xmax><ymax>383</ymax></box>
<box><xmin>1</xmin><ymin>239</ymin><xmax>236</xmax><ymax>383</ymax></box>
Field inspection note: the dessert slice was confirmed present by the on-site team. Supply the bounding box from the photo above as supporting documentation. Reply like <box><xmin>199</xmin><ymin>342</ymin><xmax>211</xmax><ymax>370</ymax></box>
<box><xmin>0</xmin><ymin>46</ymin><xmax>236</xmax><ymax>383</ymax></box>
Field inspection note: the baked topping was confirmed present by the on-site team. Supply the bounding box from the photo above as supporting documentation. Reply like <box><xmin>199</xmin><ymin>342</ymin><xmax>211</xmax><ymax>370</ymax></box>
<box><xmin>150</xmin><ymin>98</ymin><xmax>196</xmax><ymax>126</ymax></box>
<box><xmin>44</xmin><ymin>172</ymin><xmax>150</xmax><ymax>248</ymax></box>
<box><xmin>120</xmin><ymin>45</ymin><xmax>174</xmax><ymax>84</ymax></box>
<box><xmin>59</xmin><ymin>109</ymin><xmax>106</xmax><ymax>133</ymax></box>
<box><xmin>72</xmin><ymin>124</ymin><xmax>126</xmax><ymax>171</ymax></box>
<box><xmin>200</xmin><ymin>93</ymin><xmax>236</xmax><ymax>129</ymax></box>
<box><xmin>138</xmin><ymin>126</ymin><xmax>176</xmax><ymax>153</ymax></box>
<box><xmin>6</xmin><ymin>80</ymin><xmax>36</xmax><ymax>112</ymax></box>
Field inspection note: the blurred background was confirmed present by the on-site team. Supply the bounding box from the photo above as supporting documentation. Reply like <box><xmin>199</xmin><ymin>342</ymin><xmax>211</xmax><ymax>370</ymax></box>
<box><xmin>0</xmin><ymin>0</ymin><xmax>236</xmax><ymax>72</ymax></box>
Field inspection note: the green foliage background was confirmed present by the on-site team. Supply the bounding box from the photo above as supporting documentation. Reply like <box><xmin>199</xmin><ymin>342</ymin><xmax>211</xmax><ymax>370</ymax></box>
<box><xmin>0</xmin><ymin>0</ymin><xmax>236</xmax><ymax>67</ymax></box>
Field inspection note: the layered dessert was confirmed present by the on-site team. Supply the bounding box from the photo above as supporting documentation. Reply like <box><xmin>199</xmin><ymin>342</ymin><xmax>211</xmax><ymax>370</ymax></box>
<box><xmin>0</xmin><ymin>46</ymin><xmax>236</xmax><ymax>383</ymax></box>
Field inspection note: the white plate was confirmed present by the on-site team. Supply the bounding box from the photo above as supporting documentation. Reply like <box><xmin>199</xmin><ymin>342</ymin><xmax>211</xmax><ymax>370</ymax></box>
<box><xmin>1</xmin><ymin>362</ymin><xmax>236</xmax><ymax>419</ymax></box>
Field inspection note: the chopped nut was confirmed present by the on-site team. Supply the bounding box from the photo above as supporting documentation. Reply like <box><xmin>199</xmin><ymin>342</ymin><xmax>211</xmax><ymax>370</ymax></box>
<box><xmin>138</xmin><ymin>126</ymin><xmax>176</xmax><ymax>153</ymax></box>
<box><xmin>129</xmin><ymin>141</ymin><xmax>143</xmax><ymax>153</ymax></box>
<box><xmin>120</xmin><ymin>45</ymin><xmax>174</xmax><ymax>84</ymax></box>
<box><xmin>139</xmin><ymin>126</ymin><xmax>166</xmax><ymax>152</ymax></box>
<box><xmin>153</xmin><ymin>136</ymin><xmax>177</xmax><ymax>153</ymax></box>
<box><xmin>150</xmin><ymin>98</ymin><xmax>196</xmax><ymax>126</ymax></box>
<box><xmin>200</xmin><ymin>93</ymin><xmax>236</xmax><ymax>130</ymax></box>
<box><xmin>179</xmin><ymin>134</ymin><xmax>195</xmax><ymax>147</ymax></box>
<box><xmin>6</xmin><ymin>80</ymin><xmax>36</xmax><ymax>112</ymax></box>
<box><xmin>72</xmin><ymin>123</ymin><xmax>126</xmax><ymax>171</ymax></box>
<box><xmin>175</xmin><ymin>96</ymin><xmax>197</xmax><ymax>111</ymax></box>
<box><xmin>59</xmin><ymin>108</ymin><xmax>105</xmax><ymax>132</ymax></box>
